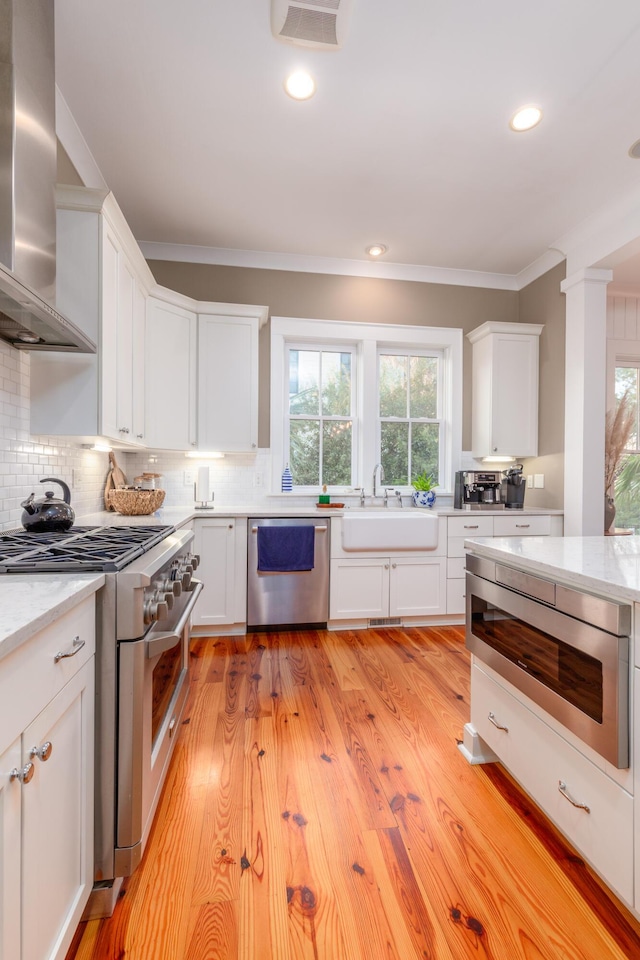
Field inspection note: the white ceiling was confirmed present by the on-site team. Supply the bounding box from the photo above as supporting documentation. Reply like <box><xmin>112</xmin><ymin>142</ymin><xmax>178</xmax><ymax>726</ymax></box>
<box><xmin>54</xmin><ymin>0</ymin><xmax>640</xmax><ymax>283</ymax></box>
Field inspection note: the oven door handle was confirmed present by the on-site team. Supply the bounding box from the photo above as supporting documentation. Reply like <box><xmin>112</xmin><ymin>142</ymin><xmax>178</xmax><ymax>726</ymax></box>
<box><xmin>146</xmin><ymin>579</ymin><xmax>204</xmax><ymax>660</ymax></box>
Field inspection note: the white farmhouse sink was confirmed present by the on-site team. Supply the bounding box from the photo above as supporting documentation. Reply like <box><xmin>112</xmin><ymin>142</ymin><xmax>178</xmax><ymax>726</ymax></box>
<box><xmin>342</xmin><ymin>511</ymin><xmax>439</xmax><ymax>550</ymax></box>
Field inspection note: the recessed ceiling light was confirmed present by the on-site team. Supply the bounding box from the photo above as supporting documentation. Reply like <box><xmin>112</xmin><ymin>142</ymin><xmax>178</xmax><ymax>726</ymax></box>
<box><xmin>284</xmin><ymin>71</ymin><xmax>316</xmax><ymax>101</ymax></box>
<box><xmin>509</xmin><ymin>105</ymin><xmax>543</xmax><ymax>132</ymax></box>
<box><xmin>366</xmin><ymin>244</ymin><xmax>387</xmax><ymax>258</ymax></box>
<box><xmin>629</xmin><ymin>139</ymin><xmax>640</xmax><ymax>159</ymax></box>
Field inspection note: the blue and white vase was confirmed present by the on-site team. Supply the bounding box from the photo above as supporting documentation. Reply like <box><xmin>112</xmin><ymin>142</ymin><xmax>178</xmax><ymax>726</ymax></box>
<box><xmin>281</xmin><ymin>464</ymin><xmax>293</xmax><ymax>492</ymax></box>
<box><xmin>413</xmin><ymin>489</ymin><xmax>436</xmax><ymax>508</ymax></box>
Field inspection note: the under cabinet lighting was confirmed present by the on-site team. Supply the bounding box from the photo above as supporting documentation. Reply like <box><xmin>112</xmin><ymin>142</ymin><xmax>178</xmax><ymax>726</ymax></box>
<box><xmin>184</xmin><ymin>451</ymin><xmax>225</xmax><ymax>459</ymax></box>
<box><xmin>82</xmin><ymin>442</ymin><xmax>113</xmax><ymax>453</ymax></box>
<box><xmin>482</xmin><ymin>456</ymin><xmax>516</xmax><ymax>463</ymax></box>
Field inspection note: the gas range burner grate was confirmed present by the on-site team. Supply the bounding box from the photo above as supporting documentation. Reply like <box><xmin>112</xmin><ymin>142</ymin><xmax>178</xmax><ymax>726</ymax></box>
<box><xmin>0</xmin><ymin>525</ymin><xmax>176</xmax><ymax>573</ymax></box>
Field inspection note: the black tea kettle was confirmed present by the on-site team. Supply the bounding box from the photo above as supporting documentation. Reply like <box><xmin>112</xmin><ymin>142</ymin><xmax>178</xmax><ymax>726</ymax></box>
<box><xmin>21</xmin><ymin>477</ymin><xmax>75</xmax><ymax>533</ymax></box>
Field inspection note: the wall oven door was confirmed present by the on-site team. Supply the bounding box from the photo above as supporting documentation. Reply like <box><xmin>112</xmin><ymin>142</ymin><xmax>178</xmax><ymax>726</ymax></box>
<box><xmin>115</xmin><ymin>579</ymin><xmax>203</xmax><ymax>876</ymax></box>
<box><xmin>465</xmin><ymin>556</ymin><xmax>630</xmax><ymax>768</ymax></box>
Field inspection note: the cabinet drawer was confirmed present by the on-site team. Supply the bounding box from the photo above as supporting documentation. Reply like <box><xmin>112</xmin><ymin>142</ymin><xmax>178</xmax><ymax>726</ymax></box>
<box><xmin>448</xmin><ymin>516</ymin><xmax>494</xmax><ymax>538</ymax></box>
<box><xmin>0</xmin><ymin>596</ymin><xmax>95</xmax><ymax>754</ymax></box>
<box><xmin>472</xmin><ymin>663</ymin><xmax>633</xmax><ymax>904</ymax></box>
<box><xmin>493</xmin><ymin>515</ymin><xmax>551</xmax><ymax>537</ymax></box>
<box><xmin>446</xmin><ymin>578</ymin><xmax>466</xmax><ymax>615</ymax></box>
<box><xmin>447</xmin><ymin>557</ymin><xmax>466</xmax><ymax>579</ymax></box>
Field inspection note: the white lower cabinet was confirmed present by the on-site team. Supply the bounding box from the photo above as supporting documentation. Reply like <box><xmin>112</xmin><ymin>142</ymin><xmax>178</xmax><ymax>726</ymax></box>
<box><xmin>330</xmin><ymin>556</ymin><xmax>446</xmax><ymax>621</ymax></box>
<box><xmin>191</xmin><ymin>518</ymin><xmax>248</xmax><ymax>631</ymax></box>
<box><xmin>0</xmin><ymin>596</ymin><xmax>95</xmax><ymax>960</ymax></box>
<box><xmin>472</xmin><ymin>661</ymin><xmax>633</xmax><ymax>906</ymax></box>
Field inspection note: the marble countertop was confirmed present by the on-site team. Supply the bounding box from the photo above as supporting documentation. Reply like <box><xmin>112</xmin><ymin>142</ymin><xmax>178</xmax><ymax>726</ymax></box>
<box><xmin>464</xmin><ymin>535</ymin><xmax>640</xmax><ymax>604</ymax></box>
<box><xmin>0</xmin><ymin>574</ymin><xmax>105</xmax><ymax>663</ymax></box>
<box><xmin>74</xmin><ymin>503</ymin><xmax>563</xmax><ymax>528</ymax></box>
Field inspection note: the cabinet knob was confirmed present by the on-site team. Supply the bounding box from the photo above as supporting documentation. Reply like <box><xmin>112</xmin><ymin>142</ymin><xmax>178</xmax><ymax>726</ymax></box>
<box><xmin>10</xmin><ymin>762</ymin><xmax>34</xmax><ymax>785</ymax></box>
<box><xmin>384</xmin><ymin>563</ymin><xmax>389</xmax><ymax>569</ymax></box>
<box><xmin>493</xmin><ymin>446</ymin><xmax>498</xmax><ymax>452</ymax></box>
<box><xmin>392</xmin><ymin>562</ymin><xmax>397</xmax><ymax>568</ymax></box>
<box><xmin>30</xmin><ymin>741</ymin><xmax>53</xmax><ymax>763</ymax></box>
<box><xmin>119</xmin><ymin>427</ymin><xmax>130</xmax><ymax>434</ymax></box>
<box><xmin>136</xmin><ymin>433</ymin><xmax>144</xmax><ymax>439</ymax></box>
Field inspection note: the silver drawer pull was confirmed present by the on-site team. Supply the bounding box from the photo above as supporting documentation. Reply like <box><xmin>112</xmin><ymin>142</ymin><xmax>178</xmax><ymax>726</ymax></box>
<box><xmin>464</xmin><ymin>524</ymin><xmax>479</xmax><ymax>529</ymax></box>
<box><xmin>558</xmin><ymin>780</ymin><xmax>590</xmax><ymax>813</ymax></box>
<box><xmin>515</xmin><ymin>524</ymin><xmax>530</xmax><ymax>529</ymax></box>
<box><xmin>488</xmin><ymin>711</ymin><xmax>508</xmax><ymax>732</ymax></box>
<box><xmin>54</xmin><ymin>636</ymin><xmax>85</xmax><ymax>663</ymax></box>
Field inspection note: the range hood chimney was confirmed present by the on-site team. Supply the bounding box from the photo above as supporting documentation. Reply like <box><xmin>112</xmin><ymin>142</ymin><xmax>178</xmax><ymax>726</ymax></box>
<box><xmin>0</xmin><ymin>0</ymin><xmax>95</xmax><ymax>352</ymax></box>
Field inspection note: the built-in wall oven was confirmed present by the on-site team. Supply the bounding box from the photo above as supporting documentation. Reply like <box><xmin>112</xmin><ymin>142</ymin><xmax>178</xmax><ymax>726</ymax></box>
<box><xmin>465</xmin><ymin>554</ymin><xmax>631</xmax><ymax>768</ymax></box>
<box><xmin>0</xmin><ymin>524</ymin><xmax>202</xmax><ymax>918</ymax></box>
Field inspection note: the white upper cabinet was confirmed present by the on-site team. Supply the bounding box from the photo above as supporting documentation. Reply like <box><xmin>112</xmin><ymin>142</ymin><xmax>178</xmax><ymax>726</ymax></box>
<box><xmin>197</xmin><ymin>310</ymin><xmax>262</xmax><ymax>452</ymax></box>
<box><xmin>145</xmin><ymin>297</ymin><xmax>197</xmax><ymax>451</ymax></box>
<box><xmin>468</xmin><ymin>321</ymin><xmax>543</xmax><ymax>459</ymax></box>
<box><xmin>31</xmin><ymin>187</ymin><xmax>151</xmax><ymax>447</ymax></box>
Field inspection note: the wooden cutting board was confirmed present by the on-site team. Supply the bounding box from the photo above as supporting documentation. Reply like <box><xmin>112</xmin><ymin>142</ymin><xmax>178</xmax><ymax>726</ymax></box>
<box><xmin>104</xmin><ymin>452</ymin><xmax>127</xmax><ymax>511</ymax></box>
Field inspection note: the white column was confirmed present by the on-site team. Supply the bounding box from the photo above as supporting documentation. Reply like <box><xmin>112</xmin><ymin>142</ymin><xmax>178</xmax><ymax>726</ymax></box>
<box><xmin>561</xmin><ymin>268</ymin><xmax>612</xmax><ymax>536</ymax></box>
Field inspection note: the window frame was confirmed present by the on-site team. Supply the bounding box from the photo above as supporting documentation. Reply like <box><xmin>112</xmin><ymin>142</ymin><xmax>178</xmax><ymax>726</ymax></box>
<box><xmin>285</xmin><ymin>341</ymin><xmax>358</xmax><ymax>489</ymax></box>
<box><xmin>270</xmin><ymin>317</ymin><xmax>463</xmax><ymax>496</ymax></box>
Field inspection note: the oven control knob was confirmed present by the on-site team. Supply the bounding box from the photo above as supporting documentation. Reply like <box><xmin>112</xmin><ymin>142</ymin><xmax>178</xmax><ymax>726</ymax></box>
<box><xmin>159</xmin><ymin>590</ymin><xmax>174</xmax><ymax>610</ymax></box>
<box><xmin>143</xmin><ymin>599</ymin><xmax>170</xmax><ymax>624</ymax></box>
<box><xmin>188</xmin><ymin>553</ymin><xmax>200</xmax><ymax>571</ymax></box>
<box><xmin>180</xmin><ymin>564</ymin><xmax>194</xmax><ymax>589</ymax></box>
<box><xmin>159</xmin><ymin>577</ymin><xmax>182</xmax><ymax>598</ymax></box>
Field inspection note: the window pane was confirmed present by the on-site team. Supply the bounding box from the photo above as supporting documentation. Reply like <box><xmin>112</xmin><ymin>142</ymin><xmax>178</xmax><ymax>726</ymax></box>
<box><xmin>379</xmin><ymin>355</ymin><xmax>407</xmax><ymax>417</ymax></box>
<box><xmin>381</xmin><ymin>421</ymin><xmax>409</xmax><ymax>485</ymax></box>
<box><xmin>290</xmin><ymin>420</ymin><xmax>320</xmax><ymax>484</ymax></box>
<box><xmin>322</xmin><ymin>421</ymin><xmax>352</xmax><ymax>485</ymax></box>
<box><xmin>322</xmin><ymin>352</ymin><xmax>351</xmax><ymax>416</ymax></box>
<box><xmin>289</xmin><ymin>350</ymin><xmax>319</xmax><ymax>415</ymax></box>
<box><xmin>410</xmin><ymin>356</ymin><xmax>438</xmax><ymax>419</ymax></box>
<box><xmin>616</xmin><ymin>366</ymin><xmax>639</xmax><ymax>450</ymax></box>
<box><xmin>412</xmin><ymin>422</ymin><xmax>439</xmax><ymax>485</ymax></box>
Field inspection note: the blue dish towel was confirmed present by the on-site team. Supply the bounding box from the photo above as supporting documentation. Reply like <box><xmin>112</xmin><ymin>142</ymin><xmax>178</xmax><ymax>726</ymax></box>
<box><xmin>257</xmin><ymin>525</ymin><xmax>315</xmax><ymax>572</ymax></box>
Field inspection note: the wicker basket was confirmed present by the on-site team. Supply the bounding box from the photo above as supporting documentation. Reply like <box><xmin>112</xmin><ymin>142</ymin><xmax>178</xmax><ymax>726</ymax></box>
<box><xmin>109</xmin><ymin>488</ymin><xmax>166</xmax><ymax>516</ymax></box>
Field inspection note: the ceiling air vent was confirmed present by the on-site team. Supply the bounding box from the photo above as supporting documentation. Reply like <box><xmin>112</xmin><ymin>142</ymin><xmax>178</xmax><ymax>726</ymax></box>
<box><xmin>271</xmin><ymin>0</ymin><xmax>355</xmax><ymax>50</ymax></box>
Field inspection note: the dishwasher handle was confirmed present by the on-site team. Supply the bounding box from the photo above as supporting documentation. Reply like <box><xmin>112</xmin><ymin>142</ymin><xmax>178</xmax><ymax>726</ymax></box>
<box><xmin>251</xmin><ymin>525</ymin><xmax>327</xmax><ymax>533</ymax></box>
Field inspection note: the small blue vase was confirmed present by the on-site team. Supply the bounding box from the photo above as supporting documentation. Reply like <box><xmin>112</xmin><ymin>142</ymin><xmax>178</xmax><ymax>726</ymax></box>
<box><xmin>413</xmin><ymin>490</ymin><xmax>436</xmax><ymax>508</ymax></box>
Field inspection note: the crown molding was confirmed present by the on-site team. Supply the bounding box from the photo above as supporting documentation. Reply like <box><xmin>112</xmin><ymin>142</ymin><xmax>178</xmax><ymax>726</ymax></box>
<box><xmin>139</xmin><ymin>241</ymin><xmax>523</xmax><ymax>291</ymax></box>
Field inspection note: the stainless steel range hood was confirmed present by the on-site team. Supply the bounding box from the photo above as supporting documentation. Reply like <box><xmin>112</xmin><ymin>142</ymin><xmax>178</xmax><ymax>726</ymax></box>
<box><xmin>0</xmin><ymin>0</ymin><xmax>96</xmax><ymax>352</ymax></box>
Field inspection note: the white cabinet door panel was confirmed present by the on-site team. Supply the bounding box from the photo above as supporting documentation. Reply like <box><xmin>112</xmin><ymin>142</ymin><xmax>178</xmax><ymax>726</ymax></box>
<box><xmin>21</xmin><ymin>659</ymin><xmax>94</xmax><ymax>960</ymax></box>
<box><xmin>197</xmin><ymin>315</ymin><xmax>258</xmax><ymax>452</ymax></box>
<box><xmin>192</xmin><ymin>519</ymin><xmax>237</xmax><ymax>626</ymax></box>
<box><xmin>390</xmin><ymin>558</ymin><xmax>446</xmax><ymax>617</ymax></box>
<box><xmin>330</xmin><ymin>559</ymin><xmax>389</xmax><ymax>620</ymax></box>
<box><xmin>145</xmin><ymin>299</ymin><xmax>197</xmax><ymax>450</ymax></box>
<box><xmin>0</xmin><ymin>738</ymin><xmax>21</xmax><ymax>960</ymax></box>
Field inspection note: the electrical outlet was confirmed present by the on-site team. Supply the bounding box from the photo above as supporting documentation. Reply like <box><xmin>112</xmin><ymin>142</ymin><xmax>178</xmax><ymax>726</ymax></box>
<box><xmin>526</xmin><ymin>474</ymin><xmax>533</xmax><ymax>489</ymax></box>
<box><xmin>534</xmin><ymin>473</ymin><xmax>545</xmax><ymax>489</ymax></box>
<box><xmin>253</xmin><ymin>473</ymin><xmax>263</xmax><ymax>487</ymax></box>
<box><xmin>72</xmin><ymin>469</ymin><xmax>82</xmax><ymax>487</ymax></box>
<box><xmin>184</xmin><ymin>470</ymin><xmax>195</xmax><ymax>487</ymax></box>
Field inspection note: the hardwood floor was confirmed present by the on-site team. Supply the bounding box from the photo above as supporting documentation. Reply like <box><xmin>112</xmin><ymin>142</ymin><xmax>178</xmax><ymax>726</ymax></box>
<box><xmin>66</xmin><ymin>626</ymin><xmax>640</xmax><ymax>960</ymax></box>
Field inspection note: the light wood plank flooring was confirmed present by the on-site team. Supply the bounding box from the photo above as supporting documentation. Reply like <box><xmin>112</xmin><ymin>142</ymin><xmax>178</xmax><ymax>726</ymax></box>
<box><xmin>67</xmin><ymin>627</ymin><xmax>640</xmax><ymax>959</ymax></box>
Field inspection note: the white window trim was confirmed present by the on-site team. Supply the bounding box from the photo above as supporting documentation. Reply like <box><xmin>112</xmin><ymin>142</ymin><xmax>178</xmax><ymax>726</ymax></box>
<box><xmin>271</xmin><ymin>317</ymin><xmax>463</xmax><ymax>495</ymax></box>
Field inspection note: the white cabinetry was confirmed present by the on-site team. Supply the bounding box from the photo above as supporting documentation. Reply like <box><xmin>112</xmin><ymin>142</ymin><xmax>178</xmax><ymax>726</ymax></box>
<box><xmin>445</xmin><ymin>513</ymin><xmax>562</xmax><ymax>615</ymax></box>
<box><xmin>31</xmin><ymin>188</ymin><xmax>150</xmax><ymax>447</ymax></box>
<box><xmin>471</xmin><ymin>660</ymin><xmax>633</xmax><ymax>905</ymax></box>
<box><xmin>329</xmin><ymin>517</ymin><xmax>447</xmax><ymax>625</ymax></box>
<box><xmin>145</xmin><ymin>297</ymin><xmax>197</xmax><ymax>450</ymax></box>
<box><xmin>330</xmin><ymin>555</ymin><xmax>446</xmax><ymax>621</ymax></box>
<box><xmin>191</xmin><ymin>517</ymin><xmax>248</xmax><ymax>633</ymax></box>
<box><xmin>468</xmin><ymin>322</ymin><xmax>543</xmax><ymax>459</ymax></box>
<box><xmin>197</xmin><ymin>312</ymin><xmax>260</xmax><ymax>452</ymax></box>
<box><xmin>0</xmin><ymin>596</ymin><xmax>95</xmax><ymax>960</ymax></box>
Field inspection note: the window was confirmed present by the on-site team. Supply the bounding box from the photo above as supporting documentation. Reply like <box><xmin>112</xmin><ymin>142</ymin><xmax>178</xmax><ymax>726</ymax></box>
<box><xmin>615</xmin><ymin>363</ymin><xmax>640</xmax><ymax>452</ymax></box>
<box><xmin>378</xmin><ymin>351</ymin><xmax>442</xmax><ymax>485</ymax></box>
<box><xmin>271</xmin><ymin>318</ymin><xmax>462</xmax><ymax>495</ymax></box>
<box><xmin>287</xmin><ymin>346</ymin><xmax>355</xmax><ymax>486</ymax></box>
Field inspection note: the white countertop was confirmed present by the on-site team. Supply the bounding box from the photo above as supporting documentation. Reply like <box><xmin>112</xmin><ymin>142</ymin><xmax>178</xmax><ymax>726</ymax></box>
<box><xmin>465</xmin><ymin>535</ymin><xmax>640</xmax><ymax>604</ymax></box>
<box><xmin>0</xmin><ymin>574</ymin><xmax>105</xmax><ymax>662</ymax></box>
<box><xmin>75</xmin><ymin>503</ymin><xmax>563</xmax><ymax>527</ymax></box>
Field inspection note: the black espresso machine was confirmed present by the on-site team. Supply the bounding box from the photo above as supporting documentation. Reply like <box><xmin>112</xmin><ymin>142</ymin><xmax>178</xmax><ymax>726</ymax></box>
<box><xmin>454</xmin><ymin>466</ymin><xmax>526</xmax><ymax>509</ymax></box>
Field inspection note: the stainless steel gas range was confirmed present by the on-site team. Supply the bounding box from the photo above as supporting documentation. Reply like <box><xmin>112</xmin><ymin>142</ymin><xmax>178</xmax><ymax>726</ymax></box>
<box><xmin>0</xmin><ymin>523</ymin><xmax>202</xmax><ymax>918</ymax></box>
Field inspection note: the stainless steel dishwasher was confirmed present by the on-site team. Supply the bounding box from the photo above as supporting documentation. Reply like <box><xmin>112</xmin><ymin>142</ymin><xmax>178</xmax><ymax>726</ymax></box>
<box><xmin>247</xmin><ymin>517</ymin><xmax>329</xmax><ymax>628</ymax></box>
